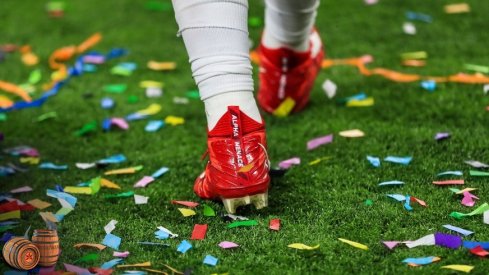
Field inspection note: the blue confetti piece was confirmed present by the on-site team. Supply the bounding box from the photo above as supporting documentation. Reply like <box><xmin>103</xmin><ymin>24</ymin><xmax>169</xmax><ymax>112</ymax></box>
<box><xmin>463</xmin><ymin>241</ymin><xmax>489</xmax><ymax>250</ymax></box>
<box><xmin>437</xmin><ymin>171</ymin><xmax>463</xmax><ymax>177</ymax></box>
<box><xmin>421</xmin><ymin>80</ymin><xmax>436</xmax><ymax>92</ymax></box>
<box><xmin>406</xmin><ymin>11</ymin><xmax>433</xmax><ymax>23</ymax></box>
<box><xmin>102</xmin><ymin>233</ymin><xmax>122</xmax><ymax>250</ymax></box>
<box><xmin>379</xmin><ymin>180</ymin><xmax>404</xmax><ymax>186</ymax></box>
<box><xmin>39</xmin><ymin>162</ymin><xmax>68</xmax><ymax>170</ymax></box>
<box><xmin>443</xmin><ymin>224</ymin><xmax>474</xmax><ymax>236</ymax></box>
<box><xmin>100</xmin><ymin>258</ymin><xmax>124</xmax><ymax>269</ymax></box>
<box><xmin>343</xmin><ymin>92</ymin><xmax>367</xmax><ymax>102</ymax></box>
<box><xmin>404</xmin><ymin>195</ymin><xmax>413</xmax><ymax>211</ymax></box>
<box><xmin>151</xmin><ymin>167</ymin><xmax>169</xmax><ymax>179</ymax></box>
<box><xmin>384</xmin><ymin>156</ymin><xmax>412</xmax><ymax>165</ymax></box>
<box><xmin>203</xmin><ymin>255</ymin><xmax>218</xmax><ymax>266</ymax></box>
<box><xmin>54</xmin><ymin>185</ymin><xmax>64</xmax><ymax>192</ymax></box>
<box><xmin>126</xmin><ymin>113</ymin><xmax>148</xmax><ymax>121</ymax></box>
<box><xmin>145</xmin><ymin>120</ymin><xmax>165</xmax><ymax>132</ymax></box>
<box><xmin>177</xmin><ymin>240</ymin><xmax>192</xmax><ymax>253</ymax></box>
<box><xmin>102</xmin><ymin>118</ymin><xmax>112</xmax><ymax>131</ymax></box>
<box><xmin>47</xmin><ymin>189</ymin><xmax>77</xmax><ymax>207</ymax></box>
<box><xmin>118</xmin><ymin>62</ymin><xmax>137</xmax><ymax>71</ymax></box>
<box><xmin>155</xmin><ymin>229</ymin><xmax>169</xmax><ymax>240</ymax></box>
<box><xmin>366</xmin><ymin>155</ymin><xmax>380</xmax><ymax>167</ymax></box>
<box><xmin>1</xmin><ymin>232</ymin><xmax>14</xmax><ymax>242</ymax></box>
<box><xmin>387</xmin><ymin>194</ymin><xmax>406</xmax><ymax>202</ymax></box>
<box><xmin>98</xmin><ymin>154</ymin><xmax>127</xmax><ymax>164</ymax></box>
<box><xmin>101</xmin><ymin>97</ymin><xmax>115</xmax><ymax>109</ymax></box>
<box><xmin>106</xmin><ymin>48</ymin><xmax>128</xmax><ymax>60</ymax></box>
<box><xmin>54</xmin><ymin>214</ymin><xmax>65</xmax><ymax>222</ymax></box>
<box><xmin>83</xmin><ymin>64</ymin><xmax>97</xmax><ymax>72</ymax></box>
<box><xmin>402</xmin><ymin>256</ymin><xmax>438</xmax><ymax>265</ymax></box>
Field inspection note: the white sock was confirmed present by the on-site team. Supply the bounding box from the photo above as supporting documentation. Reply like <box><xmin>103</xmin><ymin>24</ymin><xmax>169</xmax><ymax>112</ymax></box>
<box><xmin>204</xmin><ymin>92</ymin><xmax>261</xmax><ymax>130</ymax></box>
<box><xmin>172</xmin><ymin>0</ymin><xmax>261</xmax><ymax>130</ymax></box>
<box><xmin>263</xmin><ymin>0</ymin><xmax>320</xmax><ymax>52</ymax></box>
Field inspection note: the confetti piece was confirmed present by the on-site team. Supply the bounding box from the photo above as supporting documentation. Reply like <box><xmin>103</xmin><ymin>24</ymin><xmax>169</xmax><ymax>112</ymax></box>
<box><xmin>151</xmin><ymin>167</ymin><xmax>169</xmax><ymax>178</ymax></box>
<box><xmin>278</xmin><ymin>157</ymin><xmax>300</xmax><ymax>169</ymax></box>
<box><xmin>470</xmin><ymin>245</ymin><xmax>489</xmax><ymax>257</ymax></box>
<box><xmin>100</xmin><ymin>178</ymin><xmax>121</xmax><ymax>189</ymax></box>
<box><xmin>228</xmin><ymin>220</ymin><xmax>258</xmax><ymax>228</ymax></box>
<box><xmin>10</xmin><ymin>186</ymin><xmax>33</xmax><ymax>193</ymax></box>
<box><xmin>74</xmin><ymin>120</ymin><xmax>98</xmax><ymax>136</ymax></box>
<box><xmin>136</xmin><ymin>103</ymin><xmax>162</xmax><ymax>116</ymax></box>
<box><xmin>339</xmin><ymin>129</ymin><xmax>365</xmax><ymax>138</ymax></box>
<box><xmin>172</xmin><ymin>201</ymin><xmax>199</xmax><ymax>208</ymax></box>
<box><xmin>203</xmin><ymin>204</ymin><xmax>216</xmax><ymax>217</ymax></box>
<box><xmin>146</xmin><ymin>87</ymin><xmax>163</xmax><ymax>98</ymax></box>
<box><xmin>178</xmin><ymin>208</ymin><xmax>196</xmax><ymax>217</ymax></box>
<box><xmin>118</xmin><ymin>262</ymin><xmax>151</xmax><ymax>268</ymax></box>
<box><xmin>307</xmin><ymin>134</ymin><xmax>333</xmax><ymax>150</ymax></box>
<box><xmin>64</xmin><ymin>263</ymin><xmax>91</xmax><ymax>275</ymax></box>
<box><xmin>101</xmin><ymin>97</ymin><xmax>115</xmax><ymax>109</ymax></box>
<box><xmin>378</xmin><ymin>180</ymin><xmax>404</xmax><ymax>186</ymax></box>
<box><xmin>273</xmin><ymin>97</ymin><xmax>295</xmax><ymax>117</ymax></box>
<box><xmin>113</xmin><ymin>251</ymin><xmax>130</xmax><ymax>258</ymax></box>
<box><xmin>442</xmin><ymin>225</ymin><xmax>473</xmax><ymax>236</ymax></box>
<box><xmin>147</xmin><ymin>61</ymin><xmax>176</xmax><ymax>71</ymax></box>
<box><xmin>104</xmin><ymin>191</ymin><xmax>135</xmax><ymax>199</ymax></box>
<box><xmin>173</xmin><ymin>97</ymin><xmax>189</xmax><ymax>104</ymax></box>
<box><xmin>75</xmin><ymin>253</ymin><xmax>99</xmax><ymax>263</ymax></box>
<box><xmin>435</xmin><ymin>232</ymin><xmax>462</xmax><ymax>249</ymax></box>
<box><xmin>435</xmin><ymin>132</ymin><xmax>450</xmax><ymax>141</ymax></box>
<box><xmin>403</xmin><ymin>256</ymin><xmax>440</xmax><ymax>266</ymax></box>
<box><xmin>461</xmin><ymin>191</ymin><xmax>478</xmax><ymax>207</ymax></box>
<box><xmin>74</xmin><ymin>243</ymin><xmax>106</xmax><ymax>251</ymax></box>
<box><xmin>39</xmin><ymin>211</ymin><xmax>58</xmax><ymax>223</ymax></box>
<box><xmin>219</xmin><ymin>241</ymin><xmax>239</xmax><ymax>249</ymax></box>
<box><xmin>322</xmin><ymin>79</ymin><xmax>337</xmax><ymax>98</ymax></box>
<box><xmin>134</xmin><ymin>194</ymin><xmax>149</xmax><ymax>205</ymax></box>
<box><xmin>104</xmin><ymin>220</ymin><xmax>118</xmax><ymax>234</ymax></box>
<box><xmin>20</xmin><ymin>157</ymin><xmax>39</xmax><ymax>165</ymax></box>
<box><xmin>104</xmin><ymin>84</ymin><xmax>127</xmax><ymax>93</ymax></box>
<box><xmin>133</xmin><ymin>176</ymin><xmax>155</xmax><ymax>188</ymax></box>
<box><xmin>177</xmin><ymin>240</ymin><xmax>192</xmax><ymax>253</ymax></box>
<box><xmin>406</xmin><ymin>234</ymin><xmax>435</xmax><ymax>248</ymax></box>
<box><xmin>464</xmin><ymin>241</ymin><xmax>489</xmax><ymax>250</ymax></box>
<box><xmin>269</xmin><ymin>219</ymin><xmax>280</xmax><ymax>231</ymax></box>
<box><xmin>39</xmin><ymin>162</ymin><xmax>68</xmax><ymax>170</ymax></box>
<box><xmin>156</xmin><ymin>226</ymin><xmax>178</xmax><ymax>238</ymax></box>
<box><xmin>102</xmin><ymin>233</ymin><xmax>122</xmax><ymax>250</ymax></box>
<box><xmin>402</xmin><ymin>59</ymin><xmax>425</xmax><ymax>67</ymax></box>
<box><xmin>441</xmin><ymin>265</ymin><xmax>474</xmax><ymax>273</ymax></box>
<box><xmin>445</xmin><ymin>3</ymin><xmax>470</xmax><ymax>14</ymax></box>
<box><xmin>308</xmin><ymin>156</ymin><xmax>330</xmax><ymax>165</ymax></box>
<box><xmin>400</xmin><ymin>51</ymin><xmax>428</xmax><ymax>60</ymax></box>
<box><xmin>0</xmin><ymin>210</ymin><xmax>20</xmax><ymax>221</ymax></box>
<box><xmin>421</xmin><ymin>80</ymin><xmax>436</xmax><ymax>91</ymax></box>
<box><xmin>450</xmin><ymin>203</ymin><xmax>489</xmax><ymax>219</ymax></box>
<box><xmin>346</xmin><ymin>97</ymin><xmax>374</xmax><ymax>107</ymax></box>
<box><xmin>469</xmin><ymin>170</ymin><xmax>489</xmax><ymax>177</ymax></box>
<box><xmin>484</xmin><ymin>211</ymin><xmax>489</xmax><ymax>224</ymax></box>
<box><xmin>203</xmin><ymin>255</ymin><xmax>218</xmax><ymax>267</ymax></box>
<box><xmin>35</xmin><ymin>111</ymin><xmax>57</xmax><ymax>122</ymax></box>
<box><xmin>433</xmin><ymin>179</ymin><xmax>464</xmax><ymax>185</ymax></box>
<box><xmin>105</xmin><ymin>165</ymin><xmax>143</xmax><ymax>175</ymax></box>
<box><xmin>338</xmin><ymin>238</ymin><xmax>368</xmax><ymax>250</ymax></box>
<box><xmin>100</xmin><ymin>258</ymin><xmax>124</xmax><ymax>269</ymax></box>
<box><xmin>288</xmin><ymin>243</ymin><xmax>320</xmax><ymax>250</ymax></box>
<box><xmin>387</xmin><ymin>194</ymin><xmax>406</xmax><ymax>202</ymax></box>
<box><xmin>27</xmin><ymin>199</ymin><xmax>51</xmax><ymax>209</ymax></box>
<box><xmin>0</xmin><ymin>81</ymin><xmax>31</xmax><ymax>102</ymax></box>
<box><xmin>410</xmin><ymin>196</ymin><xmax>427</xmax><ymax>207</ymax></box>
<box><xmin>165</xmin><ymin>116</ymin><xmax>185</xmax><ymax>126</ymax></box>
<box><xmin>464</xmin><ymin>160</ymin><xmax>489</xmax><ymax>168</ymax></box>
<box><xmin>402</xmin><ymin>22</ymin><xmax>416</xmax><ymax>35</ymax></box>
<box><xmin>452</xmin><ymin>188</ymin><xmax>477</xmax><ymax>194</ymax></box>
<box><xmin>382</xmin><ymin>241</ymin><xmax>400</xmax><ymax>250</ymax></box>
<box><xmin>145</xmin><ymin>120</ymin><xmax>164</xmax><ymax>132</ymax></box>
<box><xmin>366</xmin><ymin>155</ymin><xmax>380</xmax><ymax>167</ymax></box>
<box><xmin>437</xmin><ymin>171</ymin><xmax>463</xmax><ymax>177</ymax></box>
<box><xmin>384</xmin><ymin>156</ymin><xmax>412</xmax><ymax>165</ymax></box>
<box><xmin>404</xmin><ymin>196</ymin><xmax>413</xmax><ymax>211</ymax></box>
<box><xmin>191</xmin><ymin>224</ymin><xmax>208</xmax><ymax>240</ymax></box>
<box><xmin>140</xmin><ymin>80</ymin><xmax>163</xmax><ymax>88</ymax></box>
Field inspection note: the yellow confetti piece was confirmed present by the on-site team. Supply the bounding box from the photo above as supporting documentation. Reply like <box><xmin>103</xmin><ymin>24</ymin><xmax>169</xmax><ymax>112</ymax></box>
<box><xmin>400</xmin><ymin>51</ymin><xmax>428</xmax><ymax>60</ymax></box>
<box><xmin>118</xmin><ymin>261</ymin><xmax>151</xmax><ymax>268</ymax></box>
<box><xmin>20</xmin><ymin>158</ymin><xmax>40</xmax><ymax>165</ymax></box>
<box><xmin>308</xmin><ymin>157</ymin><xmax>331</xmax><ymax>166</ymax></box>
<box><xmin>21</xmin><ymin>52</ymin><xmax>39</xmax><ymax>66</ymax></box>
<box><xmin>27</xmin><ymin>199</ymin><xmax>51</xmax><ymax>209</ymax></box>
<box><xmin>273</xmin><ymin>97</ymin><xmax>296</xmax><ymax>117</ymax></box>
<box><xmin>0</xmin><ymin>210</ymin><xmax>21</xmax><ymax>221</ymax></box>
<box><xmin>339</xmin><ymin>129</ymin><xmax>365</xmax><ymax>138</ymax></box>
<box><xmin>162</xmin><ymin>264</ymin><xmax>183</xmax><ymax>274</ymax></box>
<box><xmin>441</xmin><ymin>265</ymin><xmax>474</xmax><ymax>273</ymax></box>
<box><xmin>147</xmin><ymin>61</ymin><xmax>177</xmax><ymax>71</ymax></box>
<box><xmin>444</xmin><ymin>3</ymin><xmax>470</xmax><ymax>14</ymax></box>
<box><xmin>346</xmin><ymin>97</ymin><xmax>374</xmax><ymax>107</ymax></box>
<box><xmin>338</xmin><ymin>238</ymin><xmax>369</xmax><ymax>250</ymax></box>
<box><xmin>100</xmin><ymin>178</ymin><xmax>121</xmax><ymax>189</ymax></box>
<box><xmin>137</xmin><ymin>103</ymin><xmax>162</xmax><ymax>116</ymax></box>
<box><xmin>455</xmin><ymin>188</ymin><xmax>477</xmax><ymax>194</ymax></box>
<box><xmin>104</xmin><ymin>167</ymin><xmax>139</xmax><ymax>175</ymax></box>
<box><xmin>139</xmin><ymin>80</ymin><xmax>164</xmax><ymax>88</ymax></box>
<box><xmin>73</xmin><ymin>243</ymin><xmax>107</xmax><ymax>251</ymax></box>
<box><xmin>287</xmin><ymin>243</ymin><xmax>320</xmax><ymax>250</ymax></box>
<box><xmin>165</xmin><ymin>115</ymin><xmax>185</xmax><ymax>126</ymax></box>
<box><xmin>39</xmin><ymin>212</ymin><xmax>58</xmax><ymax>223</ymax></box>
<box><xmin>178</xmin><ymin>208</ymin><xmax>196</xmax><ymax>217</ymax></box>
<box><xmin>0</xmin><ymin>95</ymin><xmax>13</xmax><ymax>108</ymax></box>
<box><xmin>143</xmin><ymin>268</ymin><xmax>169</xmax><ymax>275</ymax></box>
<box><xmin>64</xmin><ymin>186</ymin><xmax>92</xmax><ymax>194</ymax></box>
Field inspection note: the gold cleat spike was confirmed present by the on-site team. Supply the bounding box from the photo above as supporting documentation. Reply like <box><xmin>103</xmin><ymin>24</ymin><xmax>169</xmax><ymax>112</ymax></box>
<box><xmin>222</xmin><ymin>192</ymin><xmax>269</xmax><ymax>214</ymax></box>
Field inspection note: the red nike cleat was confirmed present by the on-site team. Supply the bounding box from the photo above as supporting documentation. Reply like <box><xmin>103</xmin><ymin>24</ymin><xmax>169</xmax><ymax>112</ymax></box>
<box><xmin>194</xmin><ymin>106</ymin><xmax>270</xmax><ymax>214</ymax></box>
<box><xmin>257</xmin><ymin>30</ymin><xmax>324</xmax><ymax>114</ymax></box>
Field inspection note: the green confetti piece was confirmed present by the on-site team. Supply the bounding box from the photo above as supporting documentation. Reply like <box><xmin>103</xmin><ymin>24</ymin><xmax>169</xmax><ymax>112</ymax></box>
<box><xmin>364</xmin><ymin>199</ymin><xmax>373</xmax><ymax>206</ymax></box>
<box><xmin>103</xmin><ymin>84</ymin><xmax>127</xmax><ymax>93</ymax></box>
<box><xmin>203</xmin><ymin>204</ymin><xmax>216</xmax><ymax>217</ymax></box>
<box><xmin>400</xmin><ymin>51</ymin><xmax>428</xmax><ymax>60</ymax></box>
<box><xmin>249</xmin><ymin>16</ymin><xmax>263</xmax><ymax>27</ymax></box>
<box><xmin>127</xmin><ymin>95</ymin><xmax>139</xmax><ymax>103</ymax></box>
<box><xmin>449</xmin><ymin>188</ymin><xmax>461</xmax><ymax>193</ymax></box>
<box><xmin>111</xmin><ymin>66</ymin><xmax>133</xmax><ymax>77</ymax></box>
<box><xmin>46</xmin><ymin>1</ymin><xmax>65</xmax><ymax>11</ymax></box>
<box><xmin>450</xmin><ymin>202</ymin><xmax>489</xmax><ymax>220</ymax></box>
<box><xmin>104</xmin><ymin>191</ymin><xmax>135</xmax><ymax>199</ymax></box>
<box><xmin>0</xmin><ymin>113</ymin><xmax>7</xmax><ymax>121</ymax></box>
<box><xmin>74</xmin><ymin>120</ymin><xmax>97</xmax><ymax>137</ymax></box>
<box><xmin>90</xmin><ymin>177</ymin><xmax>101</xmax><ymax>194</ymax></box>
<box><xmin>35</xmin><ymin>111</ymin><xmax>57</xmax><ymax>122</ymax></box>
<box><xmin>28</xmin><ymin>69</ymin><xmax>42</xmax><ymax>84</ymax></box>
<box><xmin>144</xmin><ymin>0</ymin><xmax>172</xmax><ymax>11</ymax></box>
<box><xmin>469</xmin><ymin>170</ymin><xmax>489</xmax><ymax>177</ymax></box>
<box><xmin>0</xmin><ymin>225</ymin><xmax>17</xmax><ymax>233</ymax></box>
<box><xmin>464</xmin><ymin>64</ymin><xmax>489</xmax><ymax>74</ymax></box>
<box><xmin>186</xmin><ymin>90</ymin><xmax>200</xmax><ymax>99</ymax></box>
<box><xmin>74</xmin><ymin>253</ymin><xmax>99</xmax><ymax>264</ymax></box>
<box><xmin>228</xmin><ymin>220</ymin><xmax>258</xmax><ymax>228</ymax></box>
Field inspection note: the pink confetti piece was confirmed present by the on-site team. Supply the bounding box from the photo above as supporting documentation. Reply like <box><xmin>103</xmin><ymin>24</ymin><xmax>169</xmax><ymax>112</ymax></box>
<box><xmin>382</xmin><ymin>241</ymin><xmax>400</xmax><ymax>250</ymax></box>
<box><xmin>410</xmin><ymin>196</ymin><xmax>427</xmax><ymax>207</ymax></box>
<box><xmin>269</xmin><ymin>218</ymin><xmax>281</xmax><ymax>231</ymax></box>
<box><xmin>171</xmin><ymin>200</ymin><xmax>199</xmax><ymax>208</ymax></box>
<box><xmin>113</xmin><ymin>251</ymin><xmax>130</xmax><ymax>258</ymax></box>
<box><xmin>278</xmin><ymin>157</ymin><xmax>301</xmax><ymax>169</ymax></box>
<box><xmin>307</xmin><ymin>134</ymin><xmax>333</xmax><ymax>150</ymax></box>
<box><xmin>461</xmin><ymin>191</ymin><xmax>478</xmax><ymax>207</ymax></box>
<box><xmin>64</xmin><ymin>263</ymin><xmax>91</xmax><ymax>274</ymax></box>
<box><xmin>111</xmin><ymin>117</ymin><xmax>129</xmax><ymax>130</ymax></box>
<box><xmin>133</xmin><ymin>176</ymin><xmax>155</xmax><ymax>188</ymax></box>
<box><xmin>433</xmin><ymin>179</ymin><xmax>464</xmax><ymax>185</ymax></box>
<box><xmin>219</xmin><ymin>241</ymin><xmax>239</xmax><ymax>249</ymax></box>
<box><xmin>10</xmin><ymin>186</ymin><xmax>33</xmax><ymax>193</ymax></box>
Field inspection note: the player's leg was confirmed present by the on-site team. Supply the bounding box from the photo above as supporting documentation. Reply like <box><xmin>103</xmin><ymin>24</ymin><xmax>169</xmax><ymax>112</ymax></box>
<box><xmin>258</xmin><ymin>0</ymin><xmax>324</xmax><ymax>114</ymax></box>
<box><xmin>172</xmin><ymin>0</ymin><xmax>270</xmax><ymax>213</ymax></box>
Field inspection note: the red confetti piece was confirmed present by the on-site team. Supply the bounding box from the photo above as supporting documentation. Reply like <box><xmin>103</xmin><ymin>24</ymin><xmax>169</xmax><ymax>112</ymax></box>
<box><xmin>269</xmin><ymin>218</ymin><xmax>281</xmax><ymax>231</ymax></box>
<box><xmin>470</xmin><ymin>245</ymin><xmax>489</xmax><ymax>257</ymax></box>
<box><xmin>410</xmin><ymin>196</ymin><xmax>427</xmax><ymax>207</ymax></box>
<box><xmin>0</xmin><ymin>201</ymin><xmax>21</xmax><ymax>213</ymax></box>
<box><xmin>171</xmin><ymin>200</ymin><xmax>199</xmax><ymax>208</ymax></box>
<box><xmin>432</xmin><ymin>179</ymin><xmax>464</xmax><ymax>185</ymax></box>
<box><xmin>191</xmin><ymin>224</ymin><xmax>208</xmax><ymax>240</ymax></box>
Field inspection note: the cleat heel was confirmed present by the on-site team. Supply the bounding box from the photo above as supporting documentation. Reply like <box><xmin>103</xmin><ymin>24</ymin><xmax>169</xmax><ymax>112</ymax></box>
<box><xmin>250</xmin><ymin>192</ymin><xmax>268</xmax><ymax>210</ymax></box>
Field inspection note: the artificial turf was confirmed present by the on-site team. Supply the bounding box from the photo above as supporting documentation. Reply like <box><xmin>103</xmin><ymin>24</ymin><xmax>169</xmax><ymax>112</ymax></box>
<box><xmin>1</xmin><ymin>0</ymin><xmax>489</xmax><ymax>274</ymax></box>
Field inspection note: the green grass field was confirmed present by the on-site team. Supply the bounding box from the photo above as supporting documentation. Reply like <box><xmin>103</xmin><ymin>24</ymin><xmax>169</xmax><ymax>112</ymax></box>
<box><xmin>2</xmin><ymin>0</ymin><xmax>489</xmax><ymax>274</ymax></box>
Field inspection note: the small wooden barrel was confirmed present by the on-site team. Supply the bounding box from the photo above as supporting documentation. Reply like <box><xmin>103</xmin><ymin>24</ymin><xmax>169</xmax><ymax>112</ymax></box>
<box><xmin>2</xmin><ymin>237</ymin><xmax>40</xmax><ymax>270</ymax></box>
<box><xmin>31</xmin><ymin>229</ymin><xmax>60</xmax><ymax>267</ymax></box>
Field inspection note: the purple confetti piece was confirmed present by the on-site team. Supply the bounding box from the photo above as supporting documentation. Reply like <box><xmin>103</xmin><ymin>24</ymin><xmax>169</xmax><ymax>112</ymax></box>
<box><xmin>307</xmin><ymin>134</ymin><xmax>333</xmax><ymax>150</ymax></box>
<box><xmin>435</xmin><ymin>132</ymin><xmax>450</xmax><ymax>141</ymax></box>
<box><xmin>434</xmin><ymin>232</ymin><xmax>462</xmax><ymax>249</ymax></box>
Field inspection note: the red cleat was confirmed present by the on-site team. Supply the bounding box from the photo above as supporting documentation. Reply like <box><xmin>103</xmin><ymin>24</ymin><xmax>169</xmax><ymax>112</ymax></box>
<box><xmin>194</xmin><ymin>106</ymin><xmax>270</xmax><ymax>213</ymax></box>
<box><xmin>257</xmin><ymin>30</ymin><xmax>324</xmax><ymax>114</ymax></box>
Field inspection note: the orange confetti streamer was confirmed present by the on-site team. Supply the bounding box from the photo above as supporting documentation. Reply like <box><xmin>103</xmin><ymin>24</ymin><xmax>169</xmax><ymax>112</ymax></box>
<box><xmin>0</xmin><ymin>81</ymin><xmax>32</xmax><ymax>102</ymax></box>
<box><xmin>76</xmin><ymin>32</ymin><xmax>102</xmax><ymax>53</ymax></box>
<box><xmin>0</xmin><ymin>95</ymin><xmax>14</xmax><ymax>108</ymax></box>
<box><xmin>49</xmin><ymin>46</ymin><xmax>76</xmax><ymax>70</ymax></box>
